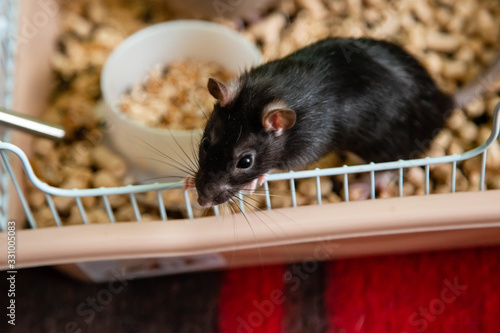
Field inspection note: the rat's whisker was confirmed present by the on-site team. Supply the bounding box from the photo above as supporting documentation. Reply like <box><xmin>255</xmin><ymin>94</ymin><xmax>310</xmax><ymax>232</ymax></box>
<box><xmin>166</xmin><ymin>128</ymin><xmax>199</xmax><ymax>172</ymax></box>
<box><xmin>242</xmin><ymin>193</ymin><xmax>302</xmax><ymax>232</ymax></box>
<box><xmin>230</xmin><ymin>197</ymin><xmax>264</xmax><ymax>269</ymax></box>
<box><xmin>137</xmin><ymin>156</ymin><xmax>196</xmax><ymax>177</ymax></box>
<box><xmin>137</xmin><ymin>156</ymin><xmax>195</xmax><ymax>175</ymax></box>
<box><xmin>235</xmin><ymin>185</ymin><xmax>290</xmax><ymax>197</ymax></box>
<box><xmin>239</xmin><ymin>192</ymin><xmax>304</xmax><ymax>231</ymax></box>
<box><xmin>190</xmin><ymin>132</ymin><xmax>201</xmax><ymax>169</ymax></box>
<box><xmin>239</xmin><ymin>198</ymin><xmax>278</xmax><ymax>234</ymax></box>
<box><xmin>136</xmin><ymin>175</ymin><xmax>188</xmax><ymax>184</ymax></box>
<box><xmin>188</xmin><ymin>94</ymin><xmax>209</xmax><ymax>120</ymax></box>
<box><xmin>238</xmin><ymin>191</ymin><xmax>290</xmax><ymax>199</ymax></box>
<box><xmin>225</xmin><ymin>201</ymin><xmax>238</xmax><ymax>265</ymax></box>
<box><xmin>239</xmin><ymin>198</ymin><xmax>298</xmax><ymax>263</ymax></box>
<box><xmin>136</xmin><ymin>131</ymin><xmax>196</xmax><ymax>174</ymax></box>
<box><xmin>250</xmin><ymin>189</ymin><xmax>290</xmax><ymax>194</ymax></box>
<box><xmin>132</xmin><ymin>137</ymin><xmax>197</xmax><ymax>174</ymax></box>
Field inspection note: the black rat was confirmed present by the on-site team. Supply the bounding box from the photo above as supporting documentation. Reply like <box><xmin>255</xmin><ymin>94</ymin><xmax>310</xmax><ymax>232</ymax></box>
<box><xmin>185</xmin><ymin>37</ymin><xmax>500</xmax><ymax>207</ymax></box>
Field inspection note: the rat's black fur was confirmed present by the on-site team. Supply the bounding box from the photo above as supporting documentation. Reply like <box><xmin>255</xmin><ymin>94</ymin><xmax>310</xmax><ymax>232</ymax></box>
<box><xmin>195</xmin><ymin>37</ymin><xmax>454</xmax><ymax>206</ymax></box>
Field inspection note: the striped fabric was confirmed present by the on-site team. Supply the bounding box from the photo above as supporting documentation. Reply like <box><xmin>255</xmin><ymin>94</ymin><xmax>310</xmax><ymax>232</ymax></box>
<box><xmin>218</xmin><ymin>246</ymin><xmax>500</xmax><ymax>333</ymax></box>
<box><xmin>4</xmin><ymin>246</ymin><xmax>500</xmax><ymax>332</ymax></box>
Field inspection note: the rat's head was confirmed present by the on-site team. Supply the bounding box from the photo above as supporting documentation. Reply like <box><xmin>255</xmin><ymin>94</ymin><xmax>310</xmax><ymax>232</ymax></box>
<box><xmin>193</xmin><ymin>78</ymin><xmax>296</xmax><ymax>207</ymax></box>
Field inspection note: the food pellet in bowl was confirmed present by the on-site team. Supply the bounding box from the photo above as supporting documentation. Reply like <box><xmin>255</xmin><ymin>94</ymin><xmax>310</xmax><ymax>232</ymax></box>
<box><xmin>119</xmin><ymin>59</ymin><xmax>235</xmax><ymax>130</ymax></box>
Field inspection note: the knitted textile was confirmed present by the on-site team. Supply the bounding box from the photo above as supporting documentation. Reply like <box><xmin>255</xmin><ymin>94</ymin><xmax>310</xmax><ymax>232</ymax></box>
<box><xmin>218</xmin><ymin>246</ymin><xmax>500</xmax><ymax>333</ymax></box>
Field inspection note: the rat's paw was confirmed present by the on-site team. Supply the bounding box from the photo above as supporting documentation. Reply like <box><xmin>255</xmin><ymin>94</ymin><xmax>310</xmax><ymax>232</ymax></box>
<box><xmin>258</xmin><ymin>174</ymin><xmax>267</xmax><ymax>186</ymax></box>
<box><xmin>183</xmin><ymin>176</ymin><xmax>195</xmax><ymax>191</ymax></box>
<box><xmin>242</xmin><ymin>178</ymin><xmax>259</xmax><ymax>194</ymax></box>
<box><xmin>345</xmin><ymin>171</ymin><xmax>398</xmax><ymax>201</ymax></box>
<box><xmin>347</xmin><ymin>182</ymin><xmax>372</xmax><ymax>201</ymax></box>
<box><xmin>241</xmin><ymin>174</ymin><xmax>267</xmax><ymax>194</ymax></box>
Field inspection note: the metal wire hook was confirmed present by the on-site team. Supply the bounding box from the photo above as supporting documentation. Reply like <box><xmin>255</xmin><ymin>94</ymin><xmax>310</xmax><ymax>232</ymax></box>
<box><xmin>0</xmin><ymin>107</ymin><xmax>66</xmax><ymax>141</ymax></box>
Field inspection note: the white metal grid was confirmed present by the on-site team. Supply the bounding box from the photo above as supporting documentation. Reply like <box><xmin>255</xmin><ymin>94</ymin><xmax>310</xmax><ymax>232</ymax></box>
<box><xmin>0</xmin><ymin>0</ymin><xmax>18</xmax><ymax>231</ymax></box>
<box><xmin>0</xmin><ymin>0</ymin><xmax>498</xmax><ymax>229</ymax></box>
<box><xmin>0</xmin><ymin>102</ymin><xmax>499</xmax><ymax>230</ymax></box>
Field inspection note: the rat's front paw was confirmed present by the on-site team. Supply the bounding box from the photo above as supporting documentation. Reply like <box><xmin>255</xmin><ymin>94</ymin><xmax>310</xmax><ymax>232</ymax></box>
<box><xmin>183</xmin><ymin>176</ymin><xmax>195</xmax><ymax>191</ymax></box>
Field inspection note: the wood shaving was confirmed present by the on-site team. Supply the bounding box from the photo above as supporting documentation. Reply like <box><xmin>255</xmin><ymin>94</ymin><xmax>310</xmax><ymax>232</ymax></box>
<box><xmin>119</xmin><ymin>60</ymin><xmax>234</xmax><ymax>130</ymax></box>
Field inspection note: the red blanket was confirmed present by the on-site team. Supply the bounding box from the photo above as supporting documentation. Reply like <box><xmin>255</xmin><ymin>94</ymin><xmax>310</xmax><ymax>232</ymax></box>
<box><xmin>218</xmin><ymin>246</ymin><xmax>500</xmax><ymax>333</ymax></box>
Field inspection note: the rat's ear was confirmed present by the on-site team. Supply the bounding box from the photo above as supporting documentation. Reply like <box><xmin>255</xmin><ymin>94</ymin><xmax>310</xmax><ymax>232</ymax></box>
<box><xmin>208</xmin><ymin>78</ymin><xmax>232</xmax><ymax>107</ymax></box>
<box><xmin>262</xmin><ymin>102</ymin><xmax>296</xmax><ymax>135</ymax></box>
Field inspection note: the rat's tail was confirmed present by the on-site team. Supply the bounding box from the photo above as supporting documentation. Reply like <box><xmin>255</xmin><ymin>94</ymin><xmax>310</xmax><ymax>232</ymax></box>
<box><xmin>453</xmin><ymin>56</ymin><xmax>500</xmax><ymax>109</ymax></box>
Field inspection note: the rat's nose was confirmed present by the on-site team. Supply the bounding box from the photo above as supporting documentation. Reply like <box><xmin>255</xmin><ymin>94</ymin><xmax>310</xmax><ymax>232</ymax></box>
<box><xmin>197</xmin><ymin>196</ymin><xmax>215</xmax><ymax>208</ymax></box>
<box><xmin>196</xmin><ymin>183</ymin><xmax>230</xmax><ymax>207</ymax></box>
<box><xmin>196</xmin><ymin>184</ymin><xmax>220</xmax><ymax>207</ymax></box>
<box><xmin>195</xmin><ymin>171</ymin><xmax>231</xmax><ymax>207</ymax></box>
<box><xmin>197</xmin><ymin>190</ymin><xmax>229</xmax><ymax>207</ymax></box>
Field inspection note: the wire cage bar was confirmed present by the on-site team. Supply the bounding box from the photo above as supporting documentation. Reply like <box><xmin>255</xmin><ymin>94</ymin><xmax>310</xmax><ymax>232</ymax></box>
<box><xmin>0</xmin><ymin>0</ymin><xmax>499</xmax><ymax>230</ymax></box>
<box><xmin>0</xmin><ymin>101</ymin><xmax>499</xmax><ymax>230</ymax></box>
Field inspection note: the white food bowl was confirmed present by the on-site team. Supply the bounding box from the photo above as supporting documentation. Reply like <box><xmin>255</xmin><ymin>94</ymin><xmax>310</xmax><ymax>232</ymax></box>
<box><xmin>100</xmin><ymin>20</ymin><xmax>262</xmax><ymax>182</ymax></box>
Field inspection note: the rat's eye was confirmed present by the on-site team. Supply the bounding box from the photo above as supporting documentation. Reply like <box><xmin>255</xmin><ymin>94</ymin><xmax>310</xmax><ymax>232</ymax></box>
<box><xmin>201</xmin><ymin>137</ymin><xmax>210</xmax><ymax>151</ymax></box>
<box><xmin>237</xmin><ymin>155</ymin><xmax>253</xmax><ymax>169</ymax></box>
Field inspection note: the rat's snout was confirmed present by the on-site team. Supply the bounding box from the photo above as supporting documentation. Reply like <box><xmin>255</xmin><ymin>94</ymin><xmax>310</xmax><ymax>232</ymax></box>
<box><xmin>196</xmin><ymin>183</ymin><xmax>230</xmax><ymax>207</ymax></box>
<box><xmin>197</xmin><ymin>195</ymin><xmax>217</xmax><ymax>208</ymax></box>
<box><xmin>195</xmin><ymin>172</ymin><xmax>231</xmax><ymax>207</ymax></box>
